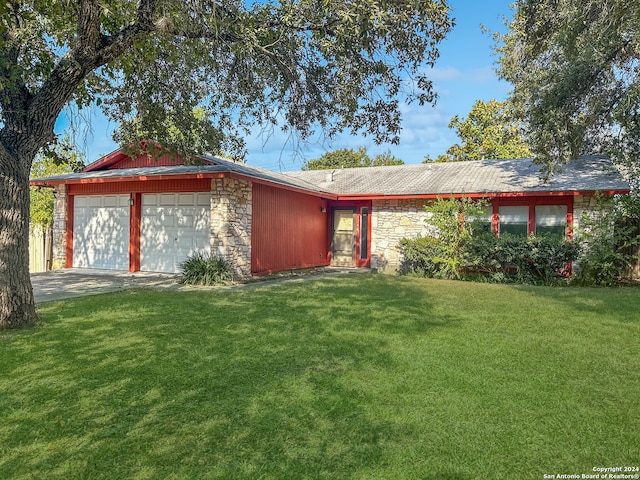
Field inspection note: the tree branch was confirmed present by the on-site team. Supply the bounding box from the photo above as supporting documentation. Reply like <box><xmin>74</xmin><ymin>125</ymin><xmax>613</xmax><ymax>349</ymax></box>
<box><xmin>27</xmin><ymin>1</ymin><xmax>160</xmax><ymax>142</ymax></box>
<box><xmin>77</xmin><ymin>0</ymin><xmax>102</xmax><ymax>53</ymax></box>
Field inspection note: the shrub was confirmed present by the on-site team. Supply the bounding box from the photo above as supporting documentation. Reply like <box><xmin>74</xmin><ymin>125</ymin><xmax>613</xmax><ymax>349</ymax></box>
<box><xmin>180</xmin><ymin>253</ymin><xmax>233</xmax><ymax>285</ymax></box>
<box><xmin>465</xmin><ymin>233</ymin><xmax>581</xmax><ymax>284</ymax></box>
<box><xmin>399</xmin><ymin>196</ymin><xmax>489</xmax><ymax>279</ymax></box>
<box><xmin>572</xmin><ymin>194</ymin><xmax>640</xmax><ymax>286</ymax></box>
<box><xmin>397</xmin><ymin>197</ymin><xmax>581</xmax><ymax>285</ymax></box>
<box><xmin>398</xmin><ymin>236</ymin><xmax>446</xmax><ymax>277</ymax></box>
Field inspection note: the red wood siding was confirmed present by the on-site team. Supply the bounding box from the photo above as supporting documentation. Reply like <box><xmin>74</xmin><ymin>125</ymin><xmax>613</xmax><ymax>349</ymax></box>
<box><xmin>110</xmin><ymin>153</ymin><xmax>188</xmax><ymax>169</ymax></box>
<box><xmin>83</xmin><ymin>148</ymin><xmax>214</xmax><ymax>172</ymax></box>
<box><xmin>68</xmin><ymin>178</ymin><xmax>211</xmax><ymax>195</ymax></box>
<box><xmin>252</xmin><ymin>183</ymin><xmax>330</xmax><ymax>275</ymax></box>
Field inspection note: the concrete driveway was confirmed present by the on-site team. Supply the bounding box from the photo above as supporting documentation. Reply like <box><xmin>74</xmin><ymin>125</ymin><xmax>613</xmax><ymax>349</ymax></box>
<box><xmin>31</xmin><ymin>269</ymin><xmax>180</xmax><ymax>303</ymax></box>
<box><xmin>31</xmin><ymin>266</ymin><xmax>370</xmax><ymax>304</ymax></box>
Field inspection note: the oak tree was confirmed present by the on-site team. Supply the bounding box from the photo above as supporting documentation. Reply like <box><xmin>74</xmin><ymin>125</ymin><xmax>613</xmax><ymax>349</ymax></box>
<box><xmin>495</xmin><ymin>0</ymin><xmax>640</xmax><ymax>177</ymax></box>
<box><xmin>443</xmin><ymin>99</ymin><xmax>531</xmax><ymax>161</ymax></box>
<box><xmin>0</xmin><ymin>0</ymin><xmax>453</xmax><ymax>327</ymax></box>
<box><xmin>302</xmin><ymin>147</ymin><xmax>404</xmax><ymax>170</ymax></box>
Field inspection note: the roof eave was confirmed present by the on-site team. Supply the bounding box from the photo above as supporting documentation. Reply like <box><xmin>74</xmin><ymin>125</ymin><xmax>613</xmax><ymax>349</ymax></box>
<box><xmin>335</xmin><ymin>189</ymin><xmax>631</xmax><ymax>200</ymax></box>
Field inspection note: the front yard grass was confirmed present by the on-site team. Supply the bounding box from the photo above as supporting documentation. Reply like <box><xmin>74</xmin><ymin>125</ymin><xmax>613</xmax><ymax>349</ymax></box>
<box><xmin>1</xmin><ymin>274</ymin><xmax>639</xmax><ymax>479</ymax></box>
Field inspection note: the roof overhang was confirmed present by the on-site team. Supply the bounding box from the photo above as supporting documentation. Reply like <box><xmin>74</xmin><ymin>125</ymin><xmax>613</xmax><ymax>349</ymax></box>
<box><xmin>30</xmin><ymin>169</ymin><xmax>339</xmax><ymax>200</ymax></box>
<box><xmin>333</xmin><ymin>189</ymin><xmax>630</xmax><ymax>201</ymax></box>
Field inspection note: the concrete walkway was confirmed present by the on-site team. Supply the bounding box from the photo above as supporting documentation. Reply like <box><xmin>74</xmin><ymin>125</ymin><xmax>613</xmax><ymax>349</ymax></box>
<box><xmin>31</xmin><ymin>267</ymin><xmax>368</xmax><ymax>303</ymax></box>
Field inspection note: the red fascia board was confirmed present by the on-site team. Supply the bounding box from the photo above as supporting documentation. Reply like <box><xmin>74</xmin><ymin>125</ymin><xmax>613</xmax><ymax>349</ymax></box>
<box><xmin>82</xmin><ymin>148</ymin><xmax>128</xmax><ymax>172</ymax></box>
<box><xmin>335</xmin><ymin>189</ymin><xmax>630</xmax><ymax>200</ymax></box>
<box><xmin>30</xmin><ymin>179</ymin><xmax>56</xmax><ymax>187</ymax></box>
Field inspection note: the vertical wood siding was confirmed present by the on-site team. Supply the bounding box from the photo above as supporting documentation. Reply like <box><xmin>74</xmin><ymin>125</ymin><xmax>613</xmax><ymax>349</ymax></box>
<box><xmin>109</xmin><ymin>153</ymin><xmax>214</xmax><ymax>169</ymax></box>
<box><xmin>68</xmin><ymin>178</ymin><xmax>211</xmax><ymax>195</ymax></box>
<box><xmin>251</xmin><ymin>184</ymin><xmax>330</xmax><ymax>275</ymax></box>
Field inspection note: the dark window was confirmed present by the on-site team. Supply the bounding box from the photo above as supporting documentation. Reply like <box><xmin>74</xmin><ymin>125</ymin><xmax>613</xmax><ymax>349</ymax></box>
<box><xmin>360</xmin><ymin>208</ymin><xmax>369</xmax><ymax>260</ymax></box>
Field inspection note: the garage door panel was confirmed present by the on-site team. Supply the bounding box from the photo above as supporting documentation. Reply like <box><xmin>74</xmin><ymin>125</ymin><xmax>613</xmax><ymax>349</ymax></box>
<box><xmin>160</xmin><ymin>193</ymin><xmax>177</xmax><ymax>206</ymax></box>
<box><xmin>140</xmin><ymin>193</ymin><xmax>210</xmax><ymax>273</ymax></box>
<box><xmin>196</xmin><ymin>192</ymin><xmax>210</xmax><ymax>206</ymax></box>
<box><xmin>73</xmin><ymin>195</ymin><xmax>130</xmax><ymax>270</ymax></box>
<box><xmin>177</xmin><ymin>215</ymin><xmax>194</xmax><ymax>228</ymax></box>
<box><xmin>178</xmin><ymin>193</ymin><xmax>195</xmax><ymax>205</ymax></box>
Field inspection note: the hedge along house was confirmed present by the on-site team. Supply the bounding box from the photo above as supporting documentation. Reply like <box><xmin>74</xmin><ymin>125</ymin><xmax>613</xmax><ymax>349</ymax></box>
<box><xmin>31</xmin><ymin>149</ymin><xmax>630</xmax><ymax>277</ymax></box>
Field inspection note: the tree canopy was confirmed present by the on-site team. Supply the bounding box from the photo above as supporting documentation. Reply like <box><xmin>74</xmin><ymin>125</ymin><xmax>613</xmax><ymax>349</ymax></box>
<box><xmin>0</xmin><ymin>0</ymin><xmax>454</xmax><ymax>160</ymax></box>
<box><xmin>495</xmin><ymin>0</ymin><xmax>640</xmax><ymax>177</ymax></box>
<box><xmin>302</xmin><ymin>148</ymin><xmax>404</xmax><ymax>170</ymax></box>
<box><xmin>30</xmin><ymin>138</ymin><xmax>85</xmax><ymax>232</ymax></box>
<box><xmin>0</xmin><ymin>0</ymin><xmax>454</xmax><ymax>328</ymax></box>
<box><xmin>443</xmin><ymin>99</ymin><xmax>531</xmax><ymax>162</ymax></box>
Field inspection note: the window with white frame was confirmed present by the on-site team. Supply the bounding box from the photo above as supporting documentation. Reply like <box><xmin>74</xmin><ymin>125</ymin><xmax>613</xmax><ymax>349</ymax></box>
<box><xmin>535</xmin><ymin>205</ymin><xmax>567</xmax><ymax>238</ymax></box>
<box><xmin>499</xmin><ymin>205</ymin><xmax>529</xmax><ymax>236</ymax></box>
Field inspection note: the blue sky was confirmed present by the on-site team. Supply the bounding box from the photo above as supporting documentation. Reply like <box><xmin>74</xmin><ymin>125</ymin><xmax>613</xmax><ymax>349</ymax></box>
<box><xmin>56</xmin><ymin>0</ymin><xmax>514</xmax><ymax>171</ymax></box>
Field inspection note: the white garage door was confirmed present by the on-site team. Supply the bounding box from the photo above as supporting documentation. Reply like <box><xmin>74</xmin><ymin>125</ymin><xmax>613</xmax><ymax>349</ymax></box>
<box><xmin>140</xmin><ymin>193</ymin><xmax>211</xmax><ymax>273</ymax></box>
<box><xmin>73</xmin><ymin>195</ymin><xmax>130</xmax><ymax>270</ymax></box>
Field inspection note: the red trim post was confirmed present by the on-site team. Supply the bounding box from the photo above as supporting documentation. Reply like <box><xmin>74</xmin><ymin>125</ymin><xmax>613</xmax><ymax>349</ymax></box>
<box><xmin>566</xmin><ymin>196</ymin><xmax>574</xmax><ymax>240</ymax></box>
<box><xmin>129</xmin><ymin>193</ymin><xmax>141</xmax><ymax>272</ymax></box>
<box><xmin>528</xmin><ymin>204</ymin><xmax>536</xmax><ymax>235</ymax></box>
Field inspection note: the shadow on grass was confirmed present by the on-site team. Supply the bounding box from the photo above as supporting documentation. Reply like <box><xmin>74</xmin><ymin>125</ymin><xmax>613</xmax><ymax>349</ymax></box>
<box><xmin>1</xmin><ymin>275</ymin><xmax>464</xmax><ymax>479</ymax></box>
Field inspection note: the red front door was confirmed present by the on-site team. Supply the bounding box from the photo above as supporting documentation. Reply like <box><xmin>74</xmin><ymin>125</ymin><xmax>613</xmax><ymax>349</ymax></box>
<box><xmin>330</xmin><ymin>204</ymin><xmax>371</xmax><ymax>267</ymax></box>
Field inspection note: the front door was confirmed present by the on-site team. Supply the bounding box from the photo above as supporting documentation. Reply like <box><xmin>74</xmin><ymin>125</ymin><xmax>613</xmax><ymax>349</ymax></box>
<box><xmin>331</xmin><ymin>208</ymin><xmax>356</xmax><ymax>266</ymax></box>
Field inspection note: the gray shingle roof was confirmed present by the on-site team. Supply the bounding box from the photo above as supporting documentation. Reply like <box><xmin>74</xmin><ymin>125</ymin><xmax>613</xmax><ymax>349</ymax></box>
<box><xmin>32</xmin><ymin>153</ymin><xmax>629</xmax><ymax>197</ymax></box>
<box><xmin>284</xmin><ymin>154</ymin><xmax>630</xmax><ymax>195</ymax></box>
<box><xmin>32</xmin><ymin>155</ymin><xmax>330</xmax><ymax>195</ymax></box>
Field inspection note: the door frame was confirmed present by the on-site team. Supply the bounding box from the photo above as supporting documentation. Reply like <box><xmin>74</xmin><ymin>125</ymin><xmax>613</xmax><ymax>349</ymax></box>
<box><xmin>329</xmin><ymin>201</ymin><xmax>372</xmax><ymax>268</ymax></box>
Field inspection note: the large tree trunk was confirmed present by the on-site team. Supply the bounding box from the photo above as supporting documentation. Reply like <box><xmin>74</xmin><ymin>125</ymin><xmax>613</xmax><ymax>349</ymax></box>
<box><xmin>0</xmin><ymin>147</ymin><xmax>37</xmax><ymax>328</ymax></box>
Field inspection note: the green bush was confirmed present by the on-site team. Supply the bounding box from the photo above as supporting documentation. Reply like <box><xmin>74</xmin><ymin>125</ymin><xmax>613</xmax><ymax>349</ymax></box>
<box><xmin>572</xmin><ymin>194</ymin><xmax>640</xmax><ymax>286</ymax></box>
<box><xmin>400</xmin><ymin>232</ymin><xmax>580</xmax><ymax>285</ymax></box>
<box><xmin>398</xmin><ymin>236</ymin><xmax>446</xmax><ymax>277</ymax></box>
<box><xmin>180</xmin><ymin>253</ymin><xmax>233</xmax><ymax>285</ymax></box>
<box><xmin>399</xmin><ymin>196</ymin><xmax>489</xmax><ymax>279</ymax></box>
<box><xmin>397</xmin><ymin>196</ymin><xmax>581</xmax><ymax>285</ymax></box>
<box><xmin>465</xmin><ymin>233</ymin><xmax>581</xmax><ymax>284</ymax></box>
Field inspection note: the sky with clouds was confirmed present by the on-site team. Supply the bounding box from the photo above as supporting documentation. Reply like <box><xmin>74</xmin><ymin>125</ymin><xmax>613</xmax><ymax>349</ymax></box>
<box><xmin>56</xmin><ymin>0</ymin><xmax>515</xmax><ymax>171</ymax></box>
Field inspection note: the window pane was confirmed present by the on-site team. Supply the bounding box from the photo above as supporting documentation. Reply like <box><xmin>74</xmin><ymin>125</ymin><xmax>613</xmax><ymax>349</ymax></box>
<box><xmin>468</xmin><ymin>206</ymin><xmax>493</xmax><ymax>233</ymax></box>
<box><xmin>536</xmin><ymin>205</ymin><xmax>567</xmax><ymax>237</ymax></box>
<box><xmin>499</xmin><ymin>206</ymin><xmax>529</xmax><ymax>237</ymax></box>
<box><xmin>360</xmin><ymin>208</ymin><xmax>369</xmax><ymax>260</ymax></box>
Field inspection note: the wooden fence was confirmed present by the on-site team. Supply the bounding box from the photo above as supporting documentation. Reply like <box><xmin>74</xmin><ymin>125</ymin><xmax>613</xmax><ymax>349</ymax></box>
<box><xmin>620</xmin><ymin>218</ymin><xmax>640</xmax><ymax>281</ymax></box>
<box><xmin>29</xmin><ymin>225</ymin><xmax>53</xmax><ymax>273</ymax></box>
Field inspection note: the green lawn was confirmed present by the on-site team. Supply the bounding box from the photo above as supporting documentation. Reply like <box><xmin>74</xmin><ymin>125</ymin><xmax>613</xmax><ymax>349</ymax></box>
<box><xmin>1</xmin><ymin>274</ymin><xmax>639</xmax><ymax>479</ymax></box>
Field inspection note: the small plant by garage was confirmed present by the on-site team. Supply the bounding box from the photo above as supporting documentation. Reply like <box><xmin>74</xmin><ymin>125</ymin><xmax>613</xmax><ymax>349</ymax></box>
<box><xmin>180</xmin><ymin>253</ymin><xmax>233</xmax><ymax>285</ymax></box>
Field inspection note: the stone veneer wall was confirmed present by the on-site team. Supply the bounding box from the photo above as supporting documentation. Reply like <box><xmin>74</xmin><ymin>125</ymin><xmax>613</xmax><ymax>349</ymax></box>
<box><xmin>573</xmin><ymin>194</ymin><xmax>599</xmax><ymax>232</ymax></box>
<box><xmin>210</xmin><ymin>177</ymin><xmax>252</xmax><ymax>279</ymax></box>
<box><xmin>370</xmin><ymin>198</ymin><xmax>436</xmax><ymax>272</ymax></box>
<box><xmin>51</xmin><ymin>185</ymin><xmax>67</xmax><ymax>270</ymax></box>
